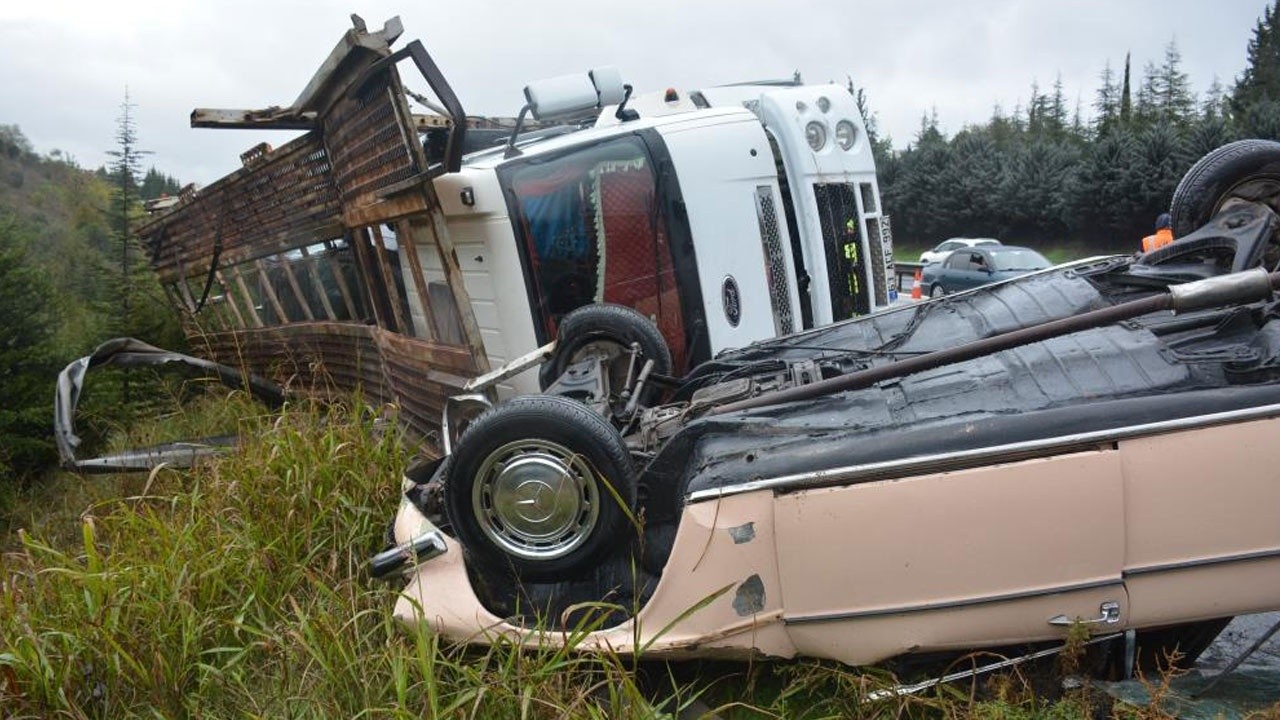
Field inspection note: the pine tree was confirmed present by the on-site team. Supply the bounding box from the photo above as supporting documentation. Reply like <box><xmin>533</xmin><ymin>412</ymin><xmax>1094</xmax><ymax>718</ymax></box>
<box><xmin>1136</xmin><ymin>61</ymin><xmax>1160</xmax><ymax>123</ymax></box>
<box><xmin>1233</xmin><ymin>1</ymin><xmax>1280</xmax><ymax>111</ymax></box>
<box><xmin>0</xmin><ymin>214</ymin><xmax>59</xmax><ymax>480</ymax></box>
<box><xmin>1120</xmin><ymin>52</ymin><xmax>1134</xmax><ymax>123</ymax></box>
<box><xmin>1202</xmin><ymin>75</ymin><xmax>1229</xmax><ymax>119</ymax></box>
<box><xmin>1095</xmin><ymin>60</ymin><xmax>1119</xmax><ymax>132</ymax></box>
<box><xmin>1153</xmin><ymin>40</ymin><xmax>1196</xmax><ymax>123</ymax></box>
<box><xmin>106</xmin><ymin>90</ymin><xmax>149</xmax><ymax>336</ymax></box>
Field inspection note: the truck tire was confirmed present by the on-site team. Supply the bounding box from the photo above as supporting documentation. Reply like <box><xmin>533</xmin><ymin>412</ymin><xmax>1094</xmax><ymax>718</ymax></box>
<box><xmin>443</xmin><ymin>394</ymin><xmax>637</xmax><ymax>581</ymax></box>
<box><xmin>539</xmin><ymin>303</ymin><xmax>673</xmax><ymax>397</ymax></box>
<box><xmin>1171</xmin><ymin>139</ymin><xmax>1280</xmax><ymax>237</ymax></box>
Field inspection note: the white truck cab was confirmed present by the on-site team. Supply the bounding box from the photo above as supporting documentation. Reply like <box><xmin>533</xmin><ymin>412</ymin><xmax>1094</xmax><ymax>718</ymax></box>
<box><xmin>427</xmin><ymin>72</ymin><xmax>893</xmax><ymax>394</ymax></box>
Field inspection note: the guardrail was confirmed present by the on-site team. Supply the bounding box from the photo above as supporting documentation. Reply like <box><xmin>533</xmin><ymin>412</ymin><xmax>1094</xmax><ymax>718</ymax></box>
<box><xmin>893</xmin><ymin>261</ymin><xmax>924</xmax><ymax>292</ymax></box>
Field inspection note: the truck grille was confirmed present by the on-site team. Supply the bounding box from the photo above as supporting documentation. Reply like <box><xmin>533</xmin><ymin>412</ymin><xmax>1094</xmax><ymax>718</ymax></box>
<box><xmin>814</xmin><ymin>183</ymin><xmax>870</xmax><ymax>319</ymax></box>
<box><xmin>755</xmin><ymin>186</ymin><xmax>794</xmax><ymax>335</ymax></box>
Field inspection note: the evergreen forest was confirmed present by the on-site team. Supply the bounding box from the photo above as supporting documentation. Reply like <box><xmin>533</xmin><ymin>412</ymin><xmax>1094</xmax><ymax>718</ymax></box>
<box><xmin>867</xmin><ymin>3</ymin><xmax>1280</xmax><ymax>251</ymax></box>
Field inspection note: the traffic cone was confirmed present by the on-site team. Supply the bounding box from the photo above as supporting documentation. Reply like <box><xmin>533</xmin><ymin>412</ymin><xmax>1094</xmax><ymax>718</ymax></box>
<box><xmin>910</xmin><ymin>268</ymin><xmax>923</xmax><ymax>300</ymax></box>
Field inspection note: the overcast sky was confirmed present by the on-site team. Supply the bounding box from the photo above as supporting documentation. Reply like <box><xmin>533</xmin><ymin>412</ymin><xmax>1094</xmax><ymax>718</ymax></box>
<box><xmin>0</xmin><ymin>0</ymin><xmax>1270</xmax><ymax>184</ymax></box>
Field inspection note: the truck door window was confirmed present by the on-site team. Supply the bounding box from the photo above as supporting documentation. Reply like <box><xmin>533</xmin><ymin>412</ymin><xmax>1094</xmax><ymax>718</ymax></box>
<box><xmin>505</xmin><ymin>136</ymin><xmax>688</xmax><ymax>370</ymax></box>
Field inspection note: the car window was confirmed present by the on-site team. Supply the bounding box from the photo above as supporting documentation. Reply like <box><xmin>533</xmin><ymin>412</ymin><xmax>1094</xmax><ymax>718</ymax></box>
<box><xmin>989</xmin><ymin>249</ymin><xmax>1051</xmax><ymax>271</ymax></box>
<box><xmin>944</xmin><ymin>252</ymin><xmax>967</xmax><ymax>269</ymax></box>
<box><xmin>969</xmin><ymin>252</ymin><xmax>987</xmax><ymax>270</ymax></box>
<box><xmin>936</xmin><ymin>241</ymin><xmax>956</xmax><ymax>252</ymax></box>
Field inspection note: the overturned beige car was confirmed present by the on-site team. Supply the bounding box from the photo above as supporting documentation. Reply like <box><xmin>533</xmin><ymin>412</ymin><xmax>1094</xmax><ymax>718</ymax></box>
<box><xmin>375</xmin><ymin>140</ymin><xmax>1280</xmax><ymax>674</ymax></box>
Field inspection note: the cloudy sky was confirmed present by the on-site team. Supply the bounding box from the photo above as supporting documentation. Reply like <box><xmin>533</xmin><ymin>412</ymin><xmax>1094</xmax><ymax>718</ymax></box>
<box><xmin>0</xmin><ymin>0</ymin><xmax>1269</xmax><ymax>184</ymax></box>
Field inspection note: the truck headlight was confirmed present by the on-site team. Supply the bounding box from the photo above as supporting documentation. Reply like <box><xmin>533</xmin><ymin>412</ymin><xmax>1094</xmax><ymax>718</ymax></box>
<box><xmin>805</xmin><ymin>121</ymin><xmax>827</xmax><ymax>151</ymax></box>
<box><xmin>836</xmin><ymin>120</ymin><xmax>858</xmax><ymax>150</ymax></box>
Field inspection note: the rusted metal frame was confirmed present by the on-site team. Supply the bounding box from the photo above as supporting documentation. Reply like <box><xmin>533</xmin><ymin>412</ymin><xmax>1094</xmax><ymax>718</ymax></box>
<box><xmin>343</xmin><ymin>191</ymin><xmax>430</xmax><ymax>229</ymax></box>
<box><xmin>402</xmin><ymin>40</ymin><xmax>466</xmax><ymax>174</ymax></box>
<box><xmin>410</xmin><ymin>213</ymin><xmax>489</xmax><ymax>369</ymax></box>
<box><xmin>252</xmin><ymin>258</ymin><xmax>291</xmax><ymax>323</ymax></box>
<box><xmin>324</xmin><ymin>240</ymin><xmax>361</xmax><ymax>319</ymax></box>
<box><xmin>225</xmin><ymin>264</ymin><xmax>264</xmax><ymax>328</ymax></box>
<box><xmin>276</xmin><ymin>252</ymin><xmax>317</xmax><ymax>321</ymax></box>
<box><xmin>298</xmin><ymin>245</ymin><xmax>338</xmax><ymax>320</ymax></box>
<box><xmin>385</xmin><ymin>63</ymin><xmax>429</xmax><ymax>174</ymax></box>
<box><xmin>187</xmin><ymin>18</ymin><xmax>404</xmax><ymax>130</ymax></box>
<box><xmin>214</xmin><ymin>269</ymin><xmax>250</xmax><ymax>329</ymax></box>
<box><xmin>392</xmin><ymin>219</ymin><xmax>439</xmax><ymax>342</ymax></box>
<box><xmin>369</xmin><ymin>224</ymin><xmax>411</xmax><ymax>334</ymax></box>
<box><xmin>172</xmin><ymin>265</ymin><xmax>200</xmax><ymax>314</ymax></box>
<box><xmin>346</xmin><ymin>226</ymin><xmax>391</xmax><ymax>328</ymax></box>
<box><xmin>144</xmin><ymin>136</ymin><xmax>344</xmax><ymax>281</ymax></box>
<box><xmin>161</xmin><ymin>283</ymin><xmax>205</xmax><ymax>334</ymax></box>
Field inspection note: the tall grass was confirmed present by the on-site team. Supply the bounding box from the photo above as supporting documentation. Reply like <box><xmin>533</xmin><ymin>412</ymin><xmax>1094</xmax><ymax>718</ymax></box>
<box><xmin>0</xmin><ymin>396</ymin><xmax>684</xmax><ymax>717</ymax></box>
<box><xmin>0</xmin><ymin>392</ymin><xmax>1180</xmax><ymax>718</ymax></box>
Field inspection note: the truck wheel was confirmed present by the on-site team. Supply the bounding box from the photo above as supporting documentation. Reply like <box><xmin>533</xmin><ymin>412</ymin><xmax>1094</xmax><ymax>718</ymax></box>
<box><xmin>539</xmin><ymin>303</ymin><xmax>673</xmax><ymax>396</ymax></box>
<box><xmin>1171</xmin><ymin>139</ymin><xmax>1280</xmax><ymax>237</ymax></box>
<box><xmin>443</xmin><ymin>394</ymin><xmax>637</xmax><ymax>581</ymax></box>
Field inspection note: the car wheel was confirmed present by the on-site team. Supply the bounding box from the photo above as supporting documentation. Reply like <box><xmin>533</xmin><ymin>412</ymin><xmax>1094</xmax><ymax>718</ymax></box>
<box><xmin>539</xmin><ymin>304</ymin><xmax>673</xmax><ymax>398</ymax></box>
<box><xmin>929</xmin><ymin>284</ymin><xmax>946</xmax><ymax>298</ymax></box>
<box><xmin>1171</xmin><ymin>139</ymin><xmax>1280</xmax><ymax>237</ymax></box>
<box><xmin>443</xmin><ymin>394</ymin><xmax>637</xmax><ymax>581</ymax></box>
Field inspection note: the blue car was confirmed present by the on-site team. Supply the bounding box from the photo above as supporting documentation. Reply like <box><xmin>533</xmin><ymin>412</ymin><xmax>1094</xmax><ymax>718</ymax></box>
<box><xmin>920</xmin><ymin>245</ymin><xmax>1051</xmax><ymax>297</ymax></box>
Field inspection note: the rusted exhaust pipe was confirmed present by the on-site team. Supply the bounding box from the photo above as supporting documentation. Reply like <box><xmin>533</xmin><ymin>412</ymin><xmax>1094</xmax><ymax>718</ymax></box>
<box><xmin>708</xmin><ymin>269</ymin><xmax>1279</xmax><ymax>417</ymax></box>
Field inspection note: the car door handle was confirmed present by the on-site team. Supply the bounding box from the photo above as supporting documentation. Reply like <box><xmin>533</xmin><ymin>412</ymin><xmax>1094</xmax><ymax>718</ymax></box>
<box><xmin>1048</xmin><ymin>601</ymin><xmax>1121</xmax><ymax>627</ymax></box>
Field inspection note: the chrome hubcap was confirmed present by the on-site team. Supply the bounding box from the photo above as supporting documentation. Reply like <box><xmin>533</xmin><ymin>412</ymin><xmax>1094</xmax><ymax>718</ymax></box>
<box><xmin>472</xmin><ymin>439</ymin><xmax>600</xmax><ymax>561</ymax></box>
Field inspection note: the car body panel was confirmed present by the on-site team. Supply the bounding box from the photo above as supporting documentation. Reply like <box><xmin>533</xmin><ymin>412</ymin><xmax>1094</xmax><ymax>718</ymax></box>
<box><xmin>774</xmin><ymin>450</ymin><xmax>1126</xmax><ymax>665</ymax></box>
<box><xmin>1120</xmin><ymin>419</ymin><xmax>1280</xmax><ymax>627</ymax></box>
<box><xmin>393</xmin><ymin>487</ymin><xmax>799</xmax><ymax>659</ymax></box>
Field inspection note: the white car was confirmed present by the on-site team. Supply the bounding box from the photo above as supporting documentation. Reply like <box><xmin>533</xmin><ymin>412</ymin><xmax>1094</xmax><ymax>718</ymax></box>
<box><xmin>919</xmin><ymin>237</ymin><xmax>1001</xmax><ymax>264</ymax></box>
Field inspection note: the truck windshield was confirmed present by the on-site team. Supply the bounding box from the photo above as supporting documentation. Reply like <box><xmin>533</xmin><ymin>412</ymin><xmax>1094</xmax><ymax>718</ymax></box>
<box><xmin>503</xmin><ymin>136</ymin><xmax>689</xmax><ymax>370</ymax></box>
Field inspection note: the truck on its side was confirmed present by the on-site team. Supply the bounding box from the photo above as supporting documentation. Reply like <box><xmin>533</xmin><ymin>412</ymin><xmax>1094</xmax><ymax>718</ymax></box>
<box><xmin>118</xmin><ymin>15</ymin><xmax>890</xmax><ymax>448</ymax></box>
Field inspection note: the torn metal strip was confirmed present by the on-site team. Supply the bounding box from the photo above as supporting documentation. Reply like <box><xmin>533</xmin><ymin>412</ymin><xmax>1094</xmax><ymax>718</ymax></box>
<box><xmin>54</xmin><ymin>337</ymin><xmax>285</xmax><ymax>473</ymax></box>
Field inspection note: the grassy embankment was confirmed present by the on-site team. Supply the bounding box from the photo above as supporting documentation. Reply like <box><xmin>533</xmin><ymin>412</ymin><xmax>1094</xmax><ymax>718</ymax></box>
<box><xmin>0</xmin><ymin>389</ymin><xmax>1182</xmax><ymax>718</ymax></box>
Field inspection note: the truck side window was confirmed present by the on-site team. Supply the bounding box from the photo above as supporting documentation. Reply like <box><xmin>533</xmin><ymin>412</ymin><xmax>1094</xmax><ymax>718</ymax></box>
<box><xmin>505</xmin><ymin>137</ymin><xmax>689</xmax><ymax>370</ymax></box>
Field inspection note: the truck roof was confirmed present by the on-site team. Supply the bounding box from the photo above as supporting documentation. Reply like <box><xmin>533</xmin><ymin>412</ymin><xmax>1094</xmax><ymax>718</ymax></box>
<box><xmin>458</xmin><ymin>105</ymin><xmax>758</xmax><ymax>170</ymax></box>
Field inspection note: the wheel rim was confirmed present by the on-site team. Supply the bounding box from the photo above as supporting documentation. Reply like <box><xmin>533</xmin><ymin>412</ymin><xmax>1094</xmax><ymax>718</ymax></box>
<box><xmin>931</xmin><ymin>285</ymin><xmax>945</xmax><ymax>298</ymax></box>
<box><xmin>471</xmin><ymin>438</ymin><xmax>601</xmax><ymax>561</ymax></box>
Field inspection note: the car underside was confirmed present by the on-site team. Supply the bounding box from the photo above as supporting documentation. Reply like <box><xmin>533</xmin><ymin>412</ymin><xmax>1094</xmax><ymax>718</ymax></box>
<box><xmin>378</xmin><ymin>140</ymin><xmax>1280</xmax><ymax>673</ymax></box>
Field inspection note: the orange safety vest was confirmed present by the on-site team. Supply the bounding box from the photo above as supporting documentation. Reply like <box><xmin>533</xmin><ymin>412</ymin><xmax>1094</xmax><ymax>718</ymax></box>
<box><xmin>1141</xmin><ymin>227</ymin><xmax>1174</xmax><ymax>253</ymax></box>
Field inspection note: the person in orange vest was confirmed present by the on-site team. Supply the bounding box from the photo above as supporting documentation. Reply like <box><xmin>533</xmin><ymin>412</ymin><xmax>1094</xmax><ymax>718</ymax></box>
<box><xmin>1141</xmin><ymin>213</ymin><xmax>1174</xmax><ymax>253</ymax></box>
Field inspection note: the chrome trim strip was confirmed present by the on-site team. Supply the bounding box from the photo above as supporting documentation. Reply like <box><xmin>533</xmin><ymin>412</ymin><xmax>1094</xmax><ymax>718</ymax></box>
<box><xmin>1124</xmin><ymin>546</ymin><xmax>1280</xmax><ymax>578</ymax></box>
<box><xmin>785</xmin><ymin>577</ymin><xmax>1123</xmax><ymax>625</ymax></box>
<box><xmin>688</xmin><ymin>402</ymin><xmax>1280</xmax><ymax>503</ymax></box>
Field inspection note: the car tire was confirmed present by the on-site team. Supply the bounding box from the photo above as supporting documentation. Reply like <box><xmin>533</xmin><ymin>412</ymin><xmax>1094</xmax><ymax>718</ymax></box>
<box><xmin>929</xmin><ymin>284</ymin><xmax>946</xmax><ymax>298</ymax></box>
<box><xmin>1170</xmin><ymin>139</ymin><xmax>1280</xmax><ymax>238</ymax></box>
<box><xmin>539</xmin><ymin>303</ymin><xmax>673</xmax><ymax>398</ymax></box>
<box><xmin>443</xmin><ymin>394</ymin><xmax>637</xmax><ymax>581</ymax></box>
